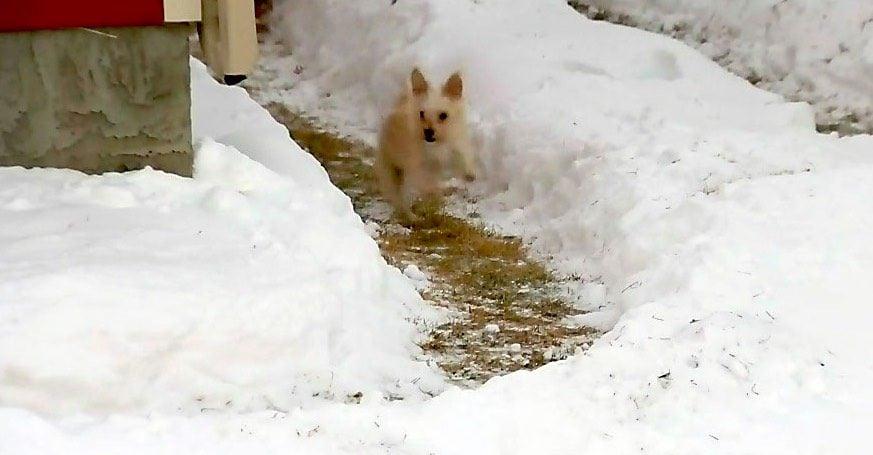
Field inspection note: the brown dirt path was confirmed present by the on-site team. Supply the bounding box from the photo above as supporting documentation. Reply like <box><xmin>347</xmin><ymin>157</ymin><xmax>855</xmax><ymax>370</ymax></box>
<box><xmin>260</xmin><ymin>105</ymin><xmax>596</xmax><ymax>384</ymax></box>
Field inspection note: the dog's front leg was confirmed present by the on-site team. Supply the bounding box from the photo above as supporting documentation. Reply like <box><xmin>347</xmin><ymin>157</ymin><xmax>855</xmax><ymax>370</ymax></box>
<box><xmin>451</xmin><ymin>139</ymin><xmax>477</xmax><ymax>182</ymax></box>
<box><xmin>402</xmin><ymin>147</ymin><xmax>439</xmax><ymax>197</ymax></box>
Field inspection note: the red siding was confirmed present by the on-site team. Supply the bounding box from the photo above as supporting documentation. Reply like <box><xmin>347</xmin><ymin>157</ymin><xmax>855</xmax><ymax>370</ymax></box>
<box><xmin>0</xmin><ymin>1</ymin><xmax>165</xmax><ymax>32</ymax></box>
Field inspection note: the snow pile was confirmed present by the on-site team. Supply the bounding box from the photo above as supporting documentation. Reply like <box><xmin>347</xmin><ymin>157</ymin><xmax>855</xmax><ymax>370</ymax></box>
<box><xmin>268</xmin><ymin>0</ymin><xmax>873</xmax><ymax>450</ymax></box>
<box><xmin>572</xmin><ymin>0</ymin><xmax>873</xmax><ymax>133</ymax></box>
<box><xmin>0</xmin><ymin>59</ymin><xmax>443</xmax><ymax>418</ymax></box>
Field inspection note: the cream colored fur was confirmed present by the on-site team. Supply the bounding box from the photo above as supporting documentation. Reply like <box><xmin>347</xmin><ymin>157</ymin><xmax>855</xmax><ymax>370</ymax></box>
<box><xmin>375</xmin><ymin>68</ymin><xmax>476</xmax><ymax>222</ymax></box>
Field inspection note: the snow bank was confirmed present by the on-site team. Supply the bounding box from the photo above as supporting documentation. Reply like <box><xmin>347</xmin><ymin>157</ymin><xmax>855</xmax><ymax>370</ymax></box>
<box><xmin>0</xmin><ymin>59</ymin><xmax>443</xmax><ymax>418</ymax></box>
<box><xmin>573</xmin><ymin>0</ymin><xmax>873</xmax><ymax>133</ymax></box>
<box><xmin>267</xmin><ymin>0</ymin><xmax>873</xmax><ymax>451</ymax></box>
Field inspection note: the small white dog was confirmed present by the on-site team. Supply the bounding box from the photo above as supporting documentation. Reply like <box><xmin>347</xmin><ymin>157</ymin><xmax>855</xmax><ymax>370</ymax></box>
<box><xmin>375</xmin><ymin>68</ymin><xmax>477</xmax><ymax>222</ymax></box>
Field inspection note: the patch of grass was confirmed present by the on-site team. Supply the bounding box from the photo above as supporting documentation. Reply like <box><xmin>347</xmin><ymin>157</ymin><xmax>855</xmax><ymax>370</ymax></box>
<box><xmin>264</xmin><ymin>103</ymin><xmax>596</xmax><ymax>384</ymax></box>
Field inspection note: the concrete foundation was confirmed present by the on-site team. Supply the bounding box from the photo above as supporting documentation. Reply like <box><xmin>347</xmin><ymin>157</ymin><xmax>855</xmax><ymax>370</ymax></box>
<box><xmin>0</xmin><ymin>25</ymin><xmax>193</xmax><ymax>176</ymax></box>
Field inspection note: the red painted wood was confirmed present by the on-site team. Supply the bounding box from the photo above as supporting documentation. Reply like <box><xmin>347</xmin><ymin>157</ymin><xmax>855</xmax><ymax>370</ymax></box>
<box><xmin>0</xmin><ymin>1</ymin><xmax>166</xmax><ymax>32</ymax></box>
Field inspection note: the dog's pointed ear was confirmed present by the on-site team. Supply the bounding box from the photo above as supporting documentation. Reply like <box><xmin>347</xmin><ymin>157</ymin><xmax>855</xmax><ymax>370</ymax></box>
<box><xmin>442</xmin><ymin>72</ymin><xmax>463</xmax><ymax>99</ymax></box>
<box><xmin>411</xmin><ymin>68</ymin><xmax>429</xmax><ymax>95</ymax></box>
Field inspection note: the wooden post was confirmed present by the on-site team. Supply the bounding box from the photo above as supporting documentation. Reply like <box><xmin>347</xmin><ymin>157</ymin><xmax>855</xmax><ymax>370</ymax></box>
<box><xmin>197</xmin><ymin>0</ymin><xmax>259</xmax><ymax>85</ymax></box>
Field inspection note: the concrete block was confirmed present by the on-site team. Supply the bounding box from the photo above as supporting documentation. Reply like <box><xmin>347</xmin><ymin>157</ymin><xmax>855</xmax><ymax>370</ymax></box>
<box><xmin>0</xmin><ymin>24</ymin><xmax>193</xmax><ymax>176</ymax></box>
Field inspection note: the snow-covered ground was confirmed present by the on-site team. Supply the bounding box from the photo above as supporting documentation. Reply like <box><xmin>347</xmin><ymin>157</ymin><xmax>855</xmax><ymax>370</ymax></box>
<box><xmin>571</xmin><ymin>0</ymin><xmax>873</xmax><ymax>133</ymax></box>
<box><xmin>0</xmin><ymin>59</ymin><xmax>445</xmax><ymax>452</ymax></box>
<box><xmin>2</xmin><ymin>0</ymin><xmax>873</xmax><ymax>453</ymax></box>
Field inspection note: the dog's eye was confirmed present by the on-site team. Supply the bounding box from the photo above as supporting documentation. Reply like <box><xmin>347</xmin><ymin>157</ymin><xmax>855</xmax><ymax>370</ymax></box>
<box><xmin>419</xmin><ymin>110</ymin><xmax>425</xmax><ymax>120</ymax></box>
<box><xmin>439</xmin><ymin>112</ymin><xmax>448</xmax><ymax>121</ymax></box>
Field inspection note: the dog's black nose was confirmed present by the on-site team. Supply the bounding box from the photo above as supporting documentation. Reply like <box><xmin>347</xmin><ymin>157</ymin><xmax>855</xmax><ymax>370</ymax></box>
<box><xmin>423</xmin><ymin>128</ymin><xmax>435</xmax><ymax>142</ymax></box>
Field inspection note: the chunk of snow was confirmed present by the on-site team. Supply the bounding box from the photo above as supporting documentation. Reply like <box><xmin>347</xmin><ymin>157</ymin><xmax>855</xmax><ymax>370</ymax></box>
<box><xmin>402</xmin><ymin>264</ymin><xmax>430</xmax><ymax>291</ymax></box>
<box><xmin>403</xmin><ymin>264</ymin><xmax>428</xmax><ymax>282</ymax></box>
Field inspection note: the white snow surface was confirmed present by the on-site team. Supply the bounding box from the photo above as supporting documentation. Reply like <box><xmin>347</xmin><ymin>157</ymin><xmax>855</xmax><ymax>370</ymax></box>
<box><xmin>574</xmin><ymin>0</ymin><xmax>873</xmax><ymax>132</ymax></box>
<box><xmin>2</xmin><ymin>0</ymin><xmax>873</xmax><ymax>452</ymax></box>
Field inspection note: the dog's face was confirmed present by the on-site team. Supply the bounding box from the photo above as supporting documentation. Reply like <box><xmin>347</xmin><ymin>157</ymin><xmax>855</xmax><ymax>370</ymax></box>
<box><xmin>410</xmin><ymin>68</ymin><xmax>464</xmax><ymax>144</ymax></box>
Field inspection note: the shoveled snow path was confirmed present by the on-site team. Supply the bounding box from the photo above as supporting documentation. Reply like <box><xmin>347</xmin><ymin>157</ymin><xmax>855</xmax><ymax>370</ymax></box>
<box><xmin>1</xmin><ymin>0</ymin><xmax>872</xmax><ymax>452</ymax></box>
